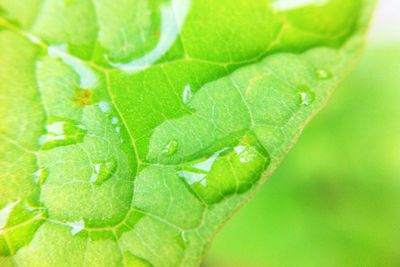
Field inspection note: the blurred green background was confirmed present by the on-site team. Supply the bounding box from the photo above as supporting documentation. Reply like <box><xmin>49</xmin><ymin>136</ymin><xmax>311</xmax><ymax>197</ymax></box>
<box><xmin>205</xmin><ymin>1</ymin><xmax>400</xmax><ymax>266</ymax></box>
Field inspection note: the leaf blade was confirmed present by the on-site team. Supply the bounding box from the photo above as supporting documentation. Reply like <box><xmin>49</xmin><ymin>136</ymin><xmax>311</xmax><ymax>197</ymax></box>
<box><xmin>0</xmin><ymin>0</ymin><xmax>376</xmax><ymax>266</ymax></box>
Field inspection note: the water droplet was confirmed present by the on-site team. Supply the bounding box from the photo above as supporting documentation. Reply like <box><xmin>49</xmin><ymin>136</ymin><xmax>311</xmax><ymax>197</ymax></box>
<box><xmin>48</xmin><ymin>44</ymin><xmax>68</xmax><ymax>57</ymax></box>
<box><xmin>23</xmin><ymin>202</ymin><xmax>47</xmax><ymax>213</ymax></box>
<box><xmin>316</xmin><ymin>67</ymin><xmax>332</xmax><ymax>80</ymax></box>
<box><xmin>234</xmin><ymin>145</ymin><xmax>257</xmax><ymax>163</ymax></box>
<box><xmin>89</xmin><ymin>159</ymin><xmax>117</xmax><ymax>185</ymax></box>
<box><xmin>297</xmin><ymin>86</ymin><xmax>315</xmax><ymax>106</ymax></box>
<box><xmin>177</xmin><ymin>142</ymin><xmax>268</xmax><ymax>204</ymax></box>
<box><xmin>33</xmin><ymin>168</ymin><xmax>49</xmax><ymax>185</ymax></box>
<box><xmin>98</xmin><ymin>101</ymin><xmax>110</xmax><ymax>113</ymax></box>
<box><xmin>182</xmin><ymin>84</ymin><xmax>193</xmax><ymax>105</ymax></box>
<box><xmin>0</xmin><ymin>200</ymin><xmax>46</xmax><ymax>254</ymax></box>
<box><xmin>177</xmin><ymin>171</ymin><xmax>207</xmax><ymax>186</ymax></box>
<box><xmin>105</xmin><ymin>0</ymin><xmax>190</xmax><ymax>73</ymax></box>
<box><xmin>0</xmin><ymin>200</ymin><xmax>20</xmax><ymax>230</ymax></box>
<box><xmin>193</xmin><ymin>149</ymin><xmax>226</xmax><ymax>171</ymax></box>
<box><xmin>48</xmin><ymin>44</ymin><xmax>98</xmax><ymax>89</ymax></box>
<box><xmin>39</xmin><ymin>118</ymin><xmax>87</xmax><ymax>150</ymax></box>
<box><xmin>25</xmin><ymin>33</ymin><xmax>42</xmax><ymax>44</ymax></box>
<box><xmin>115</xmin><ymin>127</ymin><xmax>121</xmax><ymax>133</ymax></box>
<box><xmin>161</xmin><ymin>140</ymin><xmax>178</xmax><ymax>156</ymax></box>
<box><xmin>111</xmin><ymin>117</ymin><xmax>119</xmax><ymax>125</ymax></box>
<box><xmin>177</xmin><ymin>148</ymin><xmax>227</xmax><ymax>187</ymax></box>
<box><xmin>299</xmin><ymin>92</ymin><xmax>312</xmax><ymax>106</ymax></box>
<box><xmin>66</xmin><ymin>219</ymin><xmax>85</xmax><ymax>236</ymax></box>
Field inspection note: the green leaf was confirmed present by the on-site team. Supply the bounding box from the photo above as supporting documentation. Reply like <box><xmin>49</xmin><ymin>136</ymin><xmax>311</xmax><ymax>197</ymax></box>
<box><xmin>208</xmin><ymin>44</ymin><xmax>400</xmax><ymax>267</ymax></box>
<box><xmin>0</xmin><ymin>0</ymin><xmax>375</xmax><ymax>266</ymax></box>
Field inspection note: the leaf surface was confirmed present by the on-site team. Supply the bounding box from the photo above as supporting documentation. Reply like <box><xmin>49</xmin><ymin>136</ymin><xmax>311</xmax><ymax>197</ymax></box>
<box><xmin>0</xmin><ymin>0</ymin><xmax>375</xmax><ymax>266</ymax></box>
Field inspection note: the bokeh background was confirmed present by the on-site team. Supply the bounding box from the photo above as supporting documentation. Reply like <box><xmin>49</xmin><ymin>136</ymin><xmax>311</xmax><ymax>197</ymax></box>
<box><xmin>205</xmin><ymin>0</ymin><xmax>400</xmax><ymax>266</ymax></box>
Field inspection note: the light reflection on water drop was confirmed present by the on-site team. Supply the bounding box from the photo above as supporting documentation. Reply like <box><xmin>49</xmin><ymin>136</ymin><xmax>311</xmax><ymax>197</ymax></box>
<box><xmin>177</xmin><ymin>148</ymin><xmax>227</xmax><ymax>187</ymax></box>
<box><xmin>98</xmin><ymin>101</ymin><xmax>111</xmax><ymax>113</ymax></box>
<box><xmin>316</xmin><ymin>67</ymin><xmax>332</xmax><ymax>80</ymax></box>
<box><xmin>193</xmin><ymin>149</ymin><xmax>224</xmax><ymax>171</ymax></box>
<box><xmin>112</xmin><ymin>117</ymin><xmax>119</xmax><ymax>125</ymax></box>
<box><xmin>299</xmin><ymin>92</ymin><xmax>312</xmax><ymax>106</ymax></box>
<box><xmin>106</xmin><ymin>0</ymin><xmax>190</xmax><ymax>72</ymax></box>
<box><xmin>25</xmin><ymin>32</ymin><xmax>42</xmax><ymax>44</ymax></box>
<box><xmin>177</xmin><ymin>142</ymin><xmax>269</xmax><ymax>204</ymax></box>
<box><xmin>39</xmin><ymin>119</ymin><xmax>87</xmax><ymax>150</ymax></box>
<box><xmin>182</xmin><ymin>84</ymin><xmax>193</xmax><ymax>105</ymax></box>
<box><xmin>297</xmin><ymin>86</ymin><xmax>315</xmax><ymax>106</ymax></box>
<box><xmin>33</xmin><ymin>168</ymin><xmax>49</xmax><ymax>185</ymax></box>
<box><xmin>178</xmin><ymin>171</ymin><xmax>207</xmax><ymax>186</ymax></box>
<box><xmin>48</xmin><ymin>44</ymin><xmax>98</xmax><ymax>89</ymax></box>
<box><xmin>234</xmin><ymin>145</ymin><xmax>258</xmax><ymax>163</ymax></box>
<box><xmin>66</xmin><ymin>219</ymin><xmax>85</xmax><ymax>236</ymax></box>
<box><xmin>89</xmin><ymin>159</ymin><xmax>117</xmax><ymax>185</ymax></box>
<box><xmin>0</xmin><ymin>200</ymin><xmax>20</xmax><ymax>230</ymax></box>
<box><xmin>161</xmin><ymin>140</ymin><xmax>178</xmax><ymax>156</ymax></box>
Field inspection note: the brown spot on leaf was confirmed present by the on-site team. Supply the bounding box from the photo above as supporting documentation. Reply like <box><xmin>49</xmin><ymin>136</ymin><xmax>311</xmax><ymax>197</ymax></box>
<box><xmin>74</xmin><ymin>89</ymin><xmax>94</xmax><ymax>106</ymax></box>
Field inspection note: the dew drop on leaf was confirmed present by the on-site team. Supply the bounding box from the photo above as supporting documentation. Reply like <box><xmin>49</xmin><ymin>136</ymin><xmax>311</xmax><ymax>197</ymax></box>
<box><xmin>48</xmin><ymin>44</ymin><xmax>98</xmax><ymax>89</ymax></box>
<box><xmin>177</xmin><ymin>148</ymin><xmax>227</xmax><ymax>188</ymax></box>
<box><xmin>178</xmin><ymin>142</ymin><xmax>268</xmax><ymax>204</ymax></box>
<box><xmin>234</xmin><ymin>145</ymin><xmax>258</xmax><ymax>163</ymax></box>
<box><xmin>161</xmin><ymin>140</ymin><xmax>178</xmax><ymax>156</ymax></box>
<box><xmin>38</xmin><ymin>118</ymin><xmax>87</xmax><ymax>150</ymax></box>
<box><xmin>182</xmin><ymin>84</ymin><xmax>193</xmax><ymax>105</ymax></box>
<box><xmin>297</xmin><ymin>86</ymin><xmax>315</xmax><ymax>106</ymax></box>
<box><xmin>89</xmin><ymin>159</ymin><xmax>117</xmax><ymax>185</ymax></box>
<box><xmin>316</xmin><ymin>67</ymin><xmax>332</xmax><ymax>80</ymax></box>
<box><xmin>177</xmin><ymin>171</ymin><xmax>207</xmax><ymax>187</ymax></box>
<box><xmin>25</xmin><ymin>32</ymin><xmax>42</xmax><ymax>44</ymax></box>
<box><xmin>66</xmin><ymin>219</ymin><xmax>85</xmax><ymax>236</ymax></box>
<box><xmin>23</xmin><ymin>202</ymin><xmax>47</xmax><ymax>214</ymax></box>
<box><xmin>33</xmin><ymin>168</ymin><xmax>49</xmax><ymax>185</ymax></box>
<box><xmin>111</xmin><ymin>117</ymin><xmax>119</xmax><ymax>125</ymax></box>
<box><xmin>0</xmin><ymin>200</ymin><xmax>20</xmax><ymax>230</ymax></box>
<box><xmin>98</xmin><ymin>101</ymin><xmax>111</xmax><ymax>113</ymax></box>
